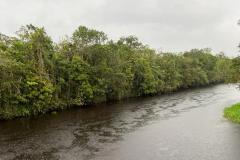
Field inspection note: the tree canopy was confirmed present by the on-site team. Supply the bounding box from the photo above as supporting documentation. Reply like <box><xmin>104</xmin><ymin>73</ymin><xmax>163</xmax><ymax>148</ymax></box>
<box><xmin>0</xmin><ymin>25</ymin><xmax>234</xmax><ymax>119</ymax></box>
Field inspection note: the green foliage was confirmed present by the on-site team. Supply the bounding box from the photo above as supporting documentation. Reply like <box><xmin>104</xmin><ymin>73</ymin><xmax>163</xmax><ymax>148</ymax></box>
<box><xmin>230</xmin><ymin>56</ymin><xmax>240</xmax><ymax>82</ymax></box>
<box><xmin>224</xmin><ymin>103</ymin><xmax>240</xmax><ymax>123</ymax></box>
<box><xmin>0</xmin><ymin>24</ymin><xmax>235</xmax><ymax>119</ymax></box>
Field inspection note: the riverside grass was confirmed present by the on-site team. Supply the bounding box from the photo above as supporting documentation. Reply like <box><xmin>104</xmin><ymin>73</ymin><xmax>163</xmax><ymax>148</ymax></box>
<box><xmin>224</xmin><ymin>103</ymin><xmax>240</xmax><ymax>123</ymax></box>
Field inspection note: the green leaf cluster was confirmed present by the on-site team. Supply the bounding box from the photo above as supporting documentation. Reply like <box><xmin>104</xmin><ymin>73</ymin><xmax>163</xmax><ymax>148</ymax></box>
<box><xmin>0</xmin><ymin>25</ymin><xmax>234</xmax><ymax>119</ymax></box>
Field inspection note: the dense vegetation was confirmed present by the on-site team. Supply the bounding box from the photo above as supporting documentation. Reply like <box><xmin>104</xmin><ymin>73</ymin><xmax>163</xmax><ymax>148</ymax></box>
<box><xmin>0</xmin><ymin>25</ymin><xmax>234</xmax><ymax>119</ymax></box>
<box><xmin>224</xmin><ymin>103</ymin><xmax>240</xmax><ymax>123</ymax></box>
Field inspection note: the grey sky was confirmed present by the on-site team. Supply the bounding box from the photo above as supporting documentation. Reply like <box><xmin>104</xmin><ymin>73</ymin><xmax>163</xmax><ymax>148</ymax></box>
<box><xmin>0</xmin><ymin>0</ymin><xmax>240</xmax><ymax>56</ymax></box>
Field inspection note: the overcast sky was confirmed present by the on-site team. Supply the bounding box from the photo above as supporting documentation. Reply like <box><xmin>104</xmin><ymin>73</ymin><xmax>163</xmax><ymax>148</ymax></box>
<box><xmin>0</xmin><ymin>0</ymin><xmax>240</xmax><ymax>56</ymax></box>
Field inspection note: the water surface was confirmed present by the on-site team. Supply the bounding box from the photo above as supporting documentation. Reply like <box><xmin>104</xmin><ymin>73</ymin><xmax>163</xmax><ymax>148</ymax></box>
<box><xmin>1</xmin><ymin>84</ymin><xmax>240</xmax><ymax>160</ymax></box>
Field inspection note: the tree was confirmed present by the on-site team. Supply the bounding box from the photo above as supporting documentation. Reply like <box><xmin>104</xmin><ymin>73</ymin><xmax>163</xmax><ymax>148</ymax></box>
<box><xmin>16</xmin><ymin>24</ymin><xmax>54</xmax><ymax>76</ymax></box>
<box><xmin>0</xmin><ymin>25</ymin><xmax>234</xmax><ymax>119</ymax></box>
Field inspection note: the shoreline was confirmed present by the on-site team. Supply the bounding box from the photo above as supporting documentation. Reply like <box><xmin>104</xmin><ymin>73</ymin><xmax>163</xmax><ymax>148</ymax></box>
<box><xmin>0</xmin><ymin>83</ymin><xmax>226</xmax><ymax>121</ymax></box>
<box><xmin>224</xmin><ymin>103</ymin><xmax>240</xmax><ymax>124</ymax></box>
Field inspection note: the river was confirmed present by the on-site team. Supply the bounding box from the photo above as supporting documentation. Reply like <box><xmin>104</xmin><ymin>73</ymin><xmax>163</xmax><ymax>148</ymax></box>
<box><xmin>1</xmin><ymin>84</ymin><xmax>240</xmax><ymax>160</ymax></box>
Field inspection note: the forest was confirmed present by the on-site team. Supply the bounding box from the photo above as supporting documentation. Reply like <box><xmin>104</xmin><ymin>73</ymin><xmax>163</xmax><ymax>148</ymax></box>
<box><xmin>0</xmin><ymin>25</ymin><xmax>238</xmax><ymax>119</ymax></box>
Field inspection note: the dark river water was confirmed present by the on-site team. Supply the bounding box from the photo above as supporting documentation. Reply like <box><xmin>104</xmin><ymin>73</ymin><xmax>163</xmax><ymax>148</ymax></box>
<box><xmin>1</xmin><ymin>84</ymin><xmax>240</xmax><ymax>160</ymax></box>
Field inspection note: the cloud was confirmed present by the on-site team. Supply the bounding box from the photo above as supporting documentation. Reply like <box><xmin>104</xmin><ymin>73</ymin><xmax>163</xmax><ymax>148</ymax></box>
<box><xmin>0</xmin><ymin>0</ymin><xmax>239</xmax><ymax>55</ymax></box>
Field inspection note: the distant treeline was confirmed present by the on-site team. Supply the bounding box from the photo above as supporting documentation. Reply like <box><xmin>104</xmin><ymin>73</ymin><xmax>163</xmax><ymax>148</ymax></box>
<box><xmin>0</xmin><ymin>25</ymin><xmax>238</xmax><ymax>119</ymax></box>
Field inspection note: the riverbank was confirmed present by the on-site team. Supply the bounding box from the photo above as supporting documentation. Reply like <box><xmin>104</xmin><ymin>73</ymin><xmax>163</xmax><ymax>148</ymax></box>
<box><xmin>224</xmin><ymin>103</ymin><xmax>240</xmax><ymax>123</ymax></box>
<box><xmin>0</xmin><ymin>83</ymin><xmax>222</xmax><ymax>120</ymax></box>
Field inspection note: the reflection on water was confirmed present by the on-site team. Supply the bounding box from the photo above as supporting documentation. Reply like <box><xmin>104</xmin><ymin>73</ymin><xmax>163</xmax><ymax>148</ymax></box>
<box><xmin>1</xmin><ymin>84</ymin><xmax>240</xmax><ymax>160</ymax></box>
